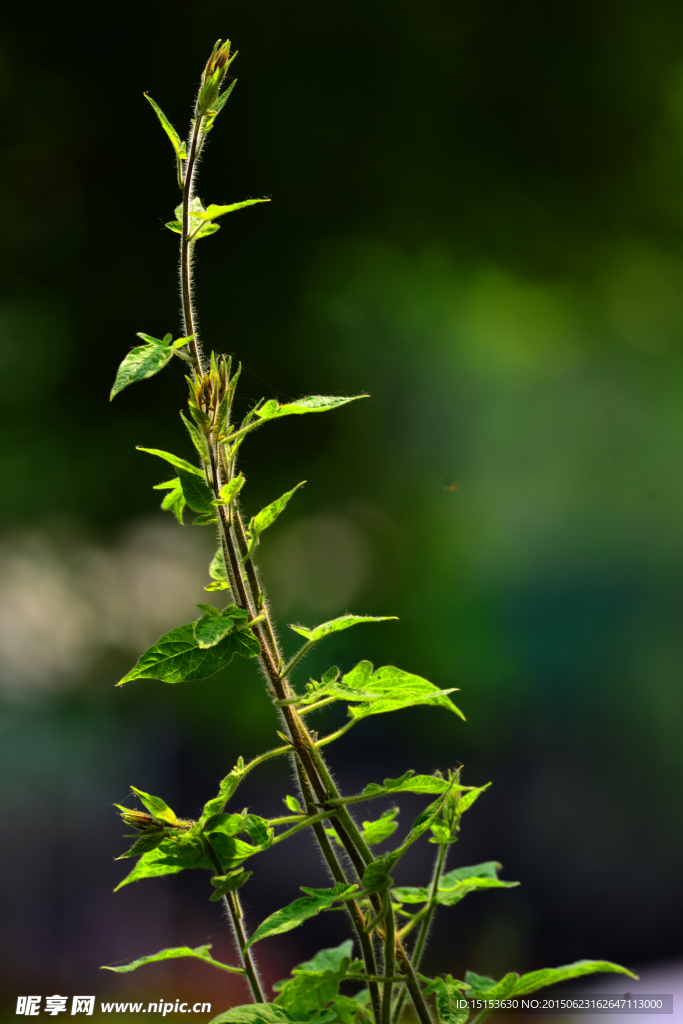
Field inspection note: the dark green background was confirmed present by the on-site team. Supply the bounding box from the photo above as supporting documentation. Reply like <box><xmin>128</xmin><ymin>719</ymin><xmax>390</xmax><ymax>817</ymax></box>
<box><xmin>1</xmin><ymin>0</ymin><xmax>682</xmax><ymax>1007</ymax></box>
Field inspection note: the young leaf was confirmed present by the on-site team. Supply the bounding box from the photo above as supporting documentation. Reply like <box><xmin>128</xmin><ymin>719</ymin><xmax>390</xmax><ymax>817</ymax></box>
<box><xmin>103</xmin><ymin>943</ymin><xmax>240</xmax><ymax>974</ymax></box>
<box><xmin>209</xmin><ymin>870</ymin><xmax>252</xmax><ymax>902</ymax></box>
<box><xmin>209</xmin><ymin>78</ymin><xmax>237</xmax><ymax>119</ymax></box>
<box><xmin>424</xmin><ymin>976</ymin><xmax>470</xmax><ymax>1024</ymax></box>
<box><xmin>199</xmin><ymin>761</ymin><xmax>248</xmax><ymax>825</ymax></box>
<box><xmin>114</xmin><ymin>846</ymin><xmax>188</xmax><ymax>890</ymax></box>
<box><xmin>178</xmin><ymin>468</ymin><xmax>215</xmax><ymax>515</ymax></box>
<box><xmin>117</xmin><ymin>829</ymin><xmax>168</xmax><ymax>860</ymax></box>
<box><xmin>343</xmin><ymin>662</ymin><xmax>465</xmax><ymax>721</ymax></box>
<box><xmin>246</xmin><ymin>884</ymin><xmax>358</xmax><ymax>948</ymax></box>
<box><xmin>110</xmin><ymin>339</ymin><xmax>174</xmax><ymax>399</ymax></box>
<box><xmin>137</xmin><ymin>446</ymin><xmax>204</xmax><ymax>477</ymax></box>
<box><xmin>244</xmin><ymin>482</ymin><xmax>305</xmax><ymax>560</ymax></box>
<box><xmin>129</xmin><ymin>786</ymin><xmax>177</xmax><ymax>824</ymax></box>
<box><xmin>144</xmin><ymin>94</ymin><xmax>188</xmax><ymax>159</ymax></box>
<box><xmin>212</xmin><ymin>474</ymin><xmax>245</xmax><ymax>507</ymax></box>
<box><xmin>284</xmin><ymin>795</ymin><xmax>303</xmax><ymax>814</ymax></box>
<box><xmin>209</xmin><ymin>832</ymin><xmax>270</xmax><ymax>870</ymax></box>
<box><xmin>291</xmin><ymin>940</ymin><xmax>354</xmax><ymax>975</ymax></box>
<box><xmin>255</xmin><ymin>395</ymin><xmax>368</xmax><ymax>421</ymax></box>
<box><xmin>298</xmin><ymin>679</ymin><xmax>382</xmax><ymax>709</ymax></box>
<box><xmin>242</xmin><ymin>814</ymin><xmax>272</xmax><ymax>845</ymax></box>
<box><xmin>360</xmin><ymin>808</ymin><xmax>399</xmax><ymax>846</ymax></box>
<box><xmin>153</xmin><ymin>478</ymin><xmax>186</xmax><ymax>525</ymax></box>
<box><xmin>507</xmin><ymin>961</ymin><xmax>637</xmax><ymax>997</ymax></box>
<box><xmin>289</xmin><ymin>615</ymin><xmax>397</xmax><ymax>643</ymax></box>
<box><xmin>192</xmin><ymin>512</ymin><xmax>218</xmax><ymax>526</ymax></box>
<box><xmin>390</xmin><ymin>886</ymin><xmax>431</xmax><ymax>904</ymax></box>
<box><xmin>361</xmin><ymin>855</ymin><xmax>394</xmax><ymax>893</ymax></box>
<box><xmin>194</xmin><ymin>604</ymin><xmax>247</xmax><ymax>649</ymax></box>
<box><xmin>188</xmin><ymin>198</ymin><xmax>270</xmax><ymax>220</ymax></box>
<box><xmin>206</xmin><ymin>547</ymin><xmax>230</xmax><ymax>591</ymax></box>
<box><xmin>180</xmin><ymin>409</ymin><xmax>210</xmax><ymax>462</ymax></box>
<box><xmin>210</xmin><ymin>1007</ymin><xmax>336</xmax><ymax>1024</ymax></box>
<box><xmin>274</xmin><ymin>944</ymin><xmax>355</xmax><ymax>1015</ymax></box>
<box><xmin>117</xmin><ymin>621</ymin><xmax>259</xmax><ymax>686</ymax></box>
<box><xmin>361</xmin><ymin>771</ymin><xmax>451</xmax><ymax>799</ymax></box>
<box><xmin>434</xmin><ymin>861</ymin><xmax>519</xmax><ymax>905</ymax></box>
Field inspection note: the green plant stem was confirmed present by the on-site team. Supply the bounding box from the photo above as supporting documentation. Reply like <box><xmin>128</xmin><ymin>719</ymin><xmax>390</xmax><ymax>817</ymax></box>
<box><xmin>232</xmin><ymin>507</ymin><xmax>281</xmax><ymax>664</ymax></box>
<box><xmin>203</xmin><ymin>839</ymin><xmax>265</xmax><ymax>1002</ymax></box>
<box><xmin>181</xmin><ymin>133</ymin><xmax>434</xmax><ymax>1024</ymax></box>
<box><xmin>281</xmin><ymin>639</ymin><xmax>315</xmax><ymax>678</ymax></box>
<box><xmin>180</xmin><ymin>113</ymin><xmax>205</xmax><ymax>373</ymax></box>
<box><xmin>382</xmin><ymin>891</ymin><xmax>396</xmax><ymax>1024</ymax></box>
<box><xmin>293</xmin><ymin>758</ymin><xmax>383</xmax><ymax>1024</ymax></box>
<box><xmin>392</xmin><ymin>842</ymin><xmax>448</xmax><ymax>1024</ymax></box>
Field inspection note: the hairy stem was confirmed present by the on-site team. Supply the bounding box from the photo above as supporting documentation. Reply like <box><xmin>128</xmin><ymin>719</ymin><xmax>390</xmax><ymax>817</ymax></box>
<box><xmin>179</xmin><ymin>93</ymin><xmax>434</xmax><ymax>1024</ymax></box>
<box><xmin>392</xmin><ymin>841</ymin><xmax>448</xmax><ymax>1024</ymax></box>
<box><xmin>382</xmin><ymin>892</ymin><xmax>396</xmax><ymax>1024</ymax></box>
<box><xmin>180</xmin><ymin>114</ymin><xmax>205</xmax><ymax>373</ymax></box>
<box><xmin>294</xmin><ymin>759</ymin><xmax>383</xmax><ymax>1024</ymax></box>
<box><xmin>204</xmin><ymin>839</ymin><xmax>265</xmax><ymax>1002</ymax></box>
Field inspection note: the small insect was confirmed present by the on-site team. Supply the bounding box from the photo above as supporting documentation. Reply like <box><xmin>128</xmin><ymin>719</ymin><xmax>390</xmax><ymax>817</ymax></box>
<box><xmin>443</xmin><ymin>482</ymin><xmax>458</xmax><ymax>492</ymax></box>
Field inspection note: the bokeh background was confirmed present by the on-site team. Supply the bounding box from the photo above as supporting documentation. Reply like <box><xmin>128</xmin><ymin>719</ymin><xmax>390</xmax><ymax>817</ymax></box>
<box><xmin>1</xmin><ymin>0</ymin><xmax>682</xmax><ymax>1014</ymax></box>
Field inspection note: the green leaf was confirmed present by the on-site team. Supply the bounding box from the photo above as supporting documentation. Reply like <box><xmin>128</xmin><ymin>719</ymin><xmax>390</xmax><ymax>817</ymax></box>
<box><xmin>299</xmin><ymin>678</ymin><xmax>382</xmax><ymax>709</ymax></box>
<box><xmin>188</xmin><ymin>198</ymin><xmax>271</xmax><ymax>220</ymax></box>
<box><xmin>137</xmin><ymin>446</ymin><xmax>204</xmax><ymax>477</ymax></box>
<box><xmin>435</xmin><ymin>862</ymin><xmax>519</xmax><ymax>905</ymax></box>
<box><xmin>144</xmin><ymin>94</ymin><xmax>187</xmax><ymax>159</ymax></box>
<box><xmin>102</xmin><ymin>944</ymin><xmax>240</xmax><ymax>974</ymax></box>
<box><xmin>206</xmin><ymin>547</ymin><xmax>230</xmax><ymax>591</ymax></box>
<box><xmin>110</xmin><ymin>340</ymin><xmax>174</xmax><ymax>399</ymax></box>
<box><xmin>361</xmin><ymin>771</ymin><xmax>451</xmax><ymax>799</ymax></box>
<box><xmin>360</xmin><ymin>808</ymin><xmax>399</xmax><ymax>846</ymax></box>
<box><xmin>117</xmin><ymin>621</ymin><xmax>259</xmax><ymax>686</ymax></box>
<box><xmin>212</xmin><ymin>474</ymin><xmax>245</xmax><ymax>507</ymax></box>
<box><xmin>507</xmin><ymin>961</ymin><xmax>637</xmax><ymax>997</ymax></box>
<box><xmin>209</xmin><ymin>831</ymin><xmax>269</xmax><ymax>870</ymax></box>
<box><xmin>425</xmin><ymin>976</ymin><xmax>470</xmax><ymax>1024</ymax></box>
<box><xmin>114</xmin><ymin>846</ymin><xmax>188</xmax><ymax>890</ymax></box>
<box><xmin>343</xmin><ymin>663</ymin><xmax>465</xmax><ymax>721</ymax></box>
<box><xmin>199</xmin><ymin>760</ymin><xmax>248</xmax><ymax>825</ymax></box>
<box><xmin>326</xmin><ymin>996</ymin><xmax>370</xmax><ymax>1024</ymax></box>
<box><xmin>210</xmin><ymin>1007</ymin><xmax>336</xmax><ymax>1024</ymax></box>
<box><xmin>255</xmin><ymin>395</ymin><xmax>368</xmax><ymax>420</ymax></box>
<box><xmin>193</xmin><ymin>604</ymin><xmax>247</xmax><ymax>649</ymax></box>
<box><xmin>245</xmin><ymin>482</ymin><xmax>305</xmax><ymax>560</ymax></box>
<box><xmin>289</xmin><ymin>614</ymin><xmax>397</xmax><ymax>643</ymax></box>
<box><xmin>246</xmin><ymin>884</ymin><xmax>357</xmax><ymax>948</ymax></box>
<box><xmin>361</xmin><ymin>855</ymin><xmax>394</xmax><ymax>893</ymax></box>
<box><xmin>285</xmin><ymin>795</ymin><xmax>303</xmax><ymax>814</ymax></box>
<box><xmin>209</xmin><ymin>870</ymin><xmax>252</xmax><ymax>901</ymax></box>
<box><xmin>153</xmin><ymin>478</ymin><xmax>186</xmax><ymax>525</ymax></box>
<box><xmin>203</xmin><ymin>812</ymin><xmax>245</xmax><ymax>836</ymax></box>
<box><xmin>211</xmin><ymin>78</ymin><xmax>237</xmax><ymax>117</ymax></box>
<box><xmin>129</xmin><ymin>786</ymin><xmax>177</xmax><ymax>824</ymax></box>
<box><xmin>180</xmin><ymin>409</ymin><xmax>210</xmax><ymax>462</ymax></box>
<box><xmin>242</xmin><ymin>814</ymin><xmax>272</xmax><ymax>845</ymax></box>
<box><xmin>292</xmin><ymin>941</ymin><xmax>354</xmax><ymax>975</ymax></box>
<box><xmin>391</xmin><ymin>886</ymin><xmax>430</xmax><ymax>904</ymax></box>
<box><xmin>440</xmin><ymin>862</ymin><xmax>502</xmax><ymax>885</ymax></box>
<box><xmin>274</xmin><ymin>943</ymin><xmax>356</xmax><ymax>1015</ymax></box>
<box><xmin>117</xmin><ymin>829</ymin><xmax>167</xmax><ymax>860</ymax></box>
<box><xmin>192</xmin><ymin>513</ymin><xmax>218</xmax><ymax>526</ymax></box>
<box><xmin>178</xmin><ymin>468</ymin><xmax>215</xmax><ymax>514</ymax></box>
<box><xmin>396</xmin><ymin>794</ymin><xmax>450</xmax><ymax>859</ymax></box>
<box><xmin>464</xmin><ymin>972</ymin><xmax>518</xmax><ymax>1000</ymax></box>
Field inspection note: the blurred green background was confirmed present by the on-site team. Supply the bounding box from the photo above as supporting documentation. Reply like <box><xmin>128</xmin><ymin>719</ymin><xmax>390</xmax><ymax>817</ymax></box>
<box><xmin>1</xmin><ymin>0</ymin><xmax>682</xmax><ymax>1011</ymax></box>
